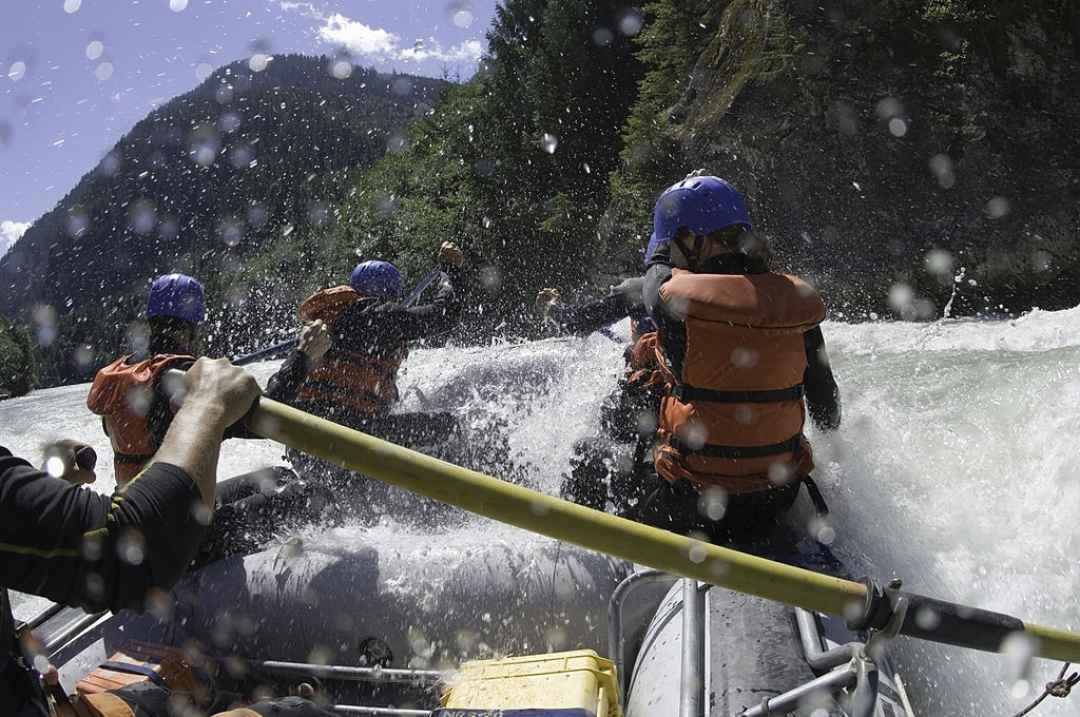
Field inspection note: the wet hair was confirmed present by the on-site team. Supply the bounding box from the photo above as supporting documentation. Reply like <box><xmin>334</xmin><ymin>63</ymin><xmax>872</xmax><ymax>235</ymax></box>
<box><xmin>674</xmin><ymin>225</ymin><xmax>773</xmax><ymax>270</ymax></box>
<box><xmin>148</xmin><ymin>315</ymin><xmax>198</xmax><ymax>355</ymax></box>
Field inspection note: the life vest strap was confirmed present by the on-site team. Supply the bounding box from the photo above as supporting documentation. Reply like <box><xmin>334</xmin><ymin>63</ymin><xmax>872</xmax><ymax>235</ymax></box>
<box><xmin>670</xmin><ymin>434</ymin><xmax>802</xmax><ymax>459</ymax></box>
<box><xmin>802</xmin><ymin>475</ymin><xmax>829</xmax><ymax>515</ymax></box>
<box><xmin>670</xmin><ymin>384</ymin><xmax>804</xmax><ymax>404</ymax></box>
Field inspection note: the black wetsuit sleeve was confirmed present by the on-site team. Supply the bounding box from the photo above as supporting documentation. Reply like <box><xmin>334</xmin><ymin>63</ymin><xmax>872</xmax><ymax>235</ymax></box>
<box><xmin>0</xmin><ymin>448</ymin><xmax>207</xmax><ymax>612</ymax></box>
<box><xmin>264</xmin><ymin>350</ymin><xmax>310</xmax><ymax>403</ymax></box>
<box><xmin>548</xmin><ymin>293</ymin><xmax>636</xmax><ymax>337</ymax></box>
<box><xmin>643</xmin><ymin>251</ymin><xmax>678</xmax><ymax>324</ymax></box>
<box><xmin>804</xmin><ymin>326</ymin><xmax>841</xmax><ymax>431</ymax></box>
<box><xmin>389</xmin><ymin>268</ymin><xmax>461</xmax><ymax>341</ymax></box>
<box><xmin>334</xmin><ymin>269</ymin><xmax>463</xmax><ymax>350</ymax></box>
<box><xmin>644</xmin><ymin>259</ymin><xmax>687</xmax><ymax>374</ymax></box>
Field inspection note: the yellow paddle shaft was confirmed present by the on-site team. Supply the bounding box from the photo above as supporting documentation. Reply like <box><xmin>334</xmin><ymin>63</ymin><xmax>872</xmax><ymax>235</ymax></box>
<box><xmin>246</xmin><ymin>396</ymin><xmax>1080</xmax><ymax>663</ymax></box>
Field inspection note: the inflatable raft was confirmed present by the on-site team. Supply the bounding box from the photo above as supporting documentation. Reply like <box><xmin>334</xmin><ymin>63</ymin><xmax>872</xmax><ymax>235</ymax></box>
<box><xmin>31</xmin><ymin>527</ymin><xmax>914</xmax><ymax>716</ymax></box>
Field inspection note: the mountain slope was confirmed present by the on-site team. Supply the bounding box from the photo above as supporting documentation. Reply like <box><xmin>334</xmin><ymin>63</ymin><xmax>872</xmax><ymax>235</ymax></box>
<box><xmin>0</xmin><ymin>54</ymin><xmax>445</xmax><ymax>385</ymax></box>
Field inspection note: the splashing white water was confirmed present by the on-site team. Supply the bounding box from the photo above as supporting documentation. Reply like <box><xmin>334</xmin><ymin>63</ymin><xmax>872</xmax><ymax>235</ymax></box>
<box><xmin>2</xmin><ymin>313</ymin><xmax>1079</xmax><ymax>713</ymax></box>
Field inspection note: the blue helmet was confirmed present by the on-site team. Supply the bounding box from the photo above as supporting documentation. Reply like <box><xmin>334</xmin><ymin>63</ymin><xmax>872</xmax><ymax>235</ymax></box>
<box><xmin>147</xmin><ymin>273</ymin><xmax>205</xmax><ymax>324</ymax></box>
<box><xmin>652</xmin><ymin>175</ymin><xmax>752</xmax><ymax>251</ymax></box>
<box><xmin>350</xmin><ymin>260</ymin><xmax>402</xmax><ymax>299</ymax></box>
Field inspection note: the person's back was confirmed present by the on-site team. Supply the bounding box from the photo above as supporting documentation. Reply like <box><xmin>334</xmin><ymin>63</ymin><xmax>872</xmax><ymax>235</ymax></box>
<box><xmin>283</xmin><ymin>244</ymin><xmax>465</xmax><ymax>431</ymax></box>
<box><xmin>276</xmin><ymin>246</ymin><xmax>467</xmax><ymax>523</ymax></box>
<box><xmin>639</xmin><ymin>174</ymin><xmax>841</xmax><ymax>544</ymax></box>
<box><xmin>292</xmin><ymin>282</ymin><xmax>410</xmax><ymax>423</ymax></box>
<box><xmin>86</xmin><ymin>274</ymin><xmax>204</xmax><ymax>487</ymax></box>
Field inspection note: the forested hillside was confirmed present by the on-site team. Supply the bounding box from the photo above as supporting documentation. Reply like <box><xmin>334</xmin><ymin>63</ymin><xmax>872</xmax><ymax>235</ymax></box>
<box><xmin>315</xmin><ymin>0</ymin><xmax>645</xmax><ymax>336</ymax></box>
<box><xmin>3</xmin><ymin>0</ymin><xmax>1078</xmax><ymax>394</ymax></box>
<box><xmin>0</xmin><ymin>55</ymin><xmax>444</xmax><ymax>386</ymax></box>
<box><xmin>327</xmin><ymin>0</ymin><xmax>1080</xmax><ymax>324</ymax></box>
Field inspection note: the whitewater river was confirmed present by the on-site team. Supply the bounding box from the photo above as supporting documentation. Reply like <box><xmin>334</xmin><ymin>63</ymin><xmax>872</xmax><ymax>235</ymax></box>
<box><xmin>3</xmin><ymin>310</ymin><xmax>1080</xmax><ymax>715</ymax></box>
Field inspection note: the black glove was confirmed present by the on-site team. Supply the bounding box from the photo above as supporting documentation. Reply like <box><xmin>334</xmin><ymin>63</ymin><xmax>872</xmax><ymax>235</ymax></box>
<box><xmin>247</xmin><ymin>696</ymin><xmax>337</xmax><ymax>717</ymax></box>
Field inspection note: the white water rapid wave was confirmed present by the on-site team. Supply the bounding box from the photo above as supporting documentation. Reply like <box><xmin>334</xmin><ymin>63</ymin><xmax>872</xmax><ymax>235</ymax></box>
<box><xmin>2</xmin><ymin>313</ymin><xmax>1079</xmax><ymax>714</ymax></box>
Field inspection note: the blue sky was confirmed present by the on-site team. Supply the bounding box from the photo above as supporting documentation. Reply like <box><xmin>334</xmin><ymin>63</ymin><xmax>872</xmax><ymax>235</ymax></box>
<box><xmin>0</xmin><ymin>0</ymin><xmax>498</xmax><ymax>254</ymax></box>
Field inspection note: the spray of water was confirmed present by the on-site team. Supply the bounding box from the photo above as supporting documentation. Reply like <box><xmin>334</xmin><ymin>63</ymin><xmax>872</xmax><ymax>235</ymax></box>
<box><xmin>2</xmin><ymin>313</ymin><xmax>1079</xmax><ymax>713</ymax></box>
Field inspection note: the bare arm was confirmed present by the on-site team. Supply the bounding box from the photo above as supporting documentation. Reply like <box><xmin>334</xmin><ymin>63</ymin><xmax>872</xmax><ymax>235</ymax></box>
<box><xmin>151</xmin><ymin>358</ymin><xmax>262</xmax><ymax>509</ymax></box>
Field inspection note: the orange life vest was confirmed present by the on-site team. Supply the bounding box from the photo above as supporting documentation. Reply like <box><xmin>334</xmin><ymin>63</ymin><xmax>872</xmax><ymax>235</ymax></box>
<box><xmin>653</xmin><ymin>269</ymin><xmax>825</xmax><ymax>494</ymax></box>
<box><xmin>86</xmin><ymin>353</ymin><xmax>194</xmax><ymax>485</ymax></box>
<box><xmin>625</xmin><ymin>330</ymin><xmax>666</xmax><ymax>390</ymax></box>
<box><xmin>296</xmin><ymin>286</ymin><xmax>407</xmax><ymax>417</ymax></box>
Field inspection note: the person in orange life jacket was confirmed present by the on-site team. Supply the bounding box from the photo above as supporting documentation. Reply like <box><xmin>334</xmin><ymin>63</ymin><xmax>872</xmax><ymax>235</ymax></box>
<box><xmin>273</xmin><ymin>243</ymin><xmax>468</xmax><ymax>518</ymax></box>
<box><xmin>638</xmin><ymin>174</ymin><xmax>841</xmax><ymax>545</ymax></box>
<box><xmin>87</xmin><ymin>274</ymin><xmax>330</xmax><ymax>487</ymax></box>
<box><xmin>86</xmin><ymin>274</ymin><xmax>333</xmax><ymax>566</ymax></box>
<box><xmin>273</xmin><ymin>242</ymin><xmax>465</xmax><ymax>449</ymax></box>
<box><xmin>536</xmin><ymin>239</ymin><xmax>668</xmax><ymax>512</ymax></box>
<box><xmin>0</xmin><ymin>359</ymin><xmax>271</xmax><ymax>717</ymax></box>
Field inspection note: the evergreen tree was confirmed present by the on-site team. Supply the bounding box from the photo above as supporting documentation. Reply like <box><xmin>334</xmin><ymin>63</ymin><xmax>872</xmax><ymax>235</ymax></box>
<box><xmin>0</xmin><ymin>317</ymin><xmax>36</xmax><ymax>397</ymax></box>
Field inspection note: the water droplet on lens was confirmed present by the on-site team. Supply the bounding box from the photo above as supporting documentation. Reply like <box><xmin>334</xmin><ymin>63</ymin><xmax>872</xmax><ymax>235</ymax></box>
<box><xmin>452</xmin><ymin>9</ymin><xmax>474</xmax><ymax>28</ymax></box>
<box><xmin>618</xmin><ymin>10</ymin><xmax>643</xmax><ymax>36</ymax></box>
<box><xmin>8</xmin><ymin>61</ymin><xmax>27</xmax><ymax>82</ymax></box>
<box><xmin>85</xmin><ymin>41</ymin><xmax>105</xmax><ymax>61</ymax></box>
<box><xmin>249</xmin><ymin>54</ymin><xmax>271</xmax><ymax>72</ymax></box>
<box><xmin>45</xmin><ymin>456</ymin><xmax>66</xmax><ymax>478</ymax></box>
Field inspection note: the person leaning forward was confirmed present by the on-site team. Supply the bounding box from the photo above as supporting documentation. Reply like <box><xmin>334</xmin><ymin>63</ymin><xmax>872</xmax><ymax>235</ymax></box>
<box><xmin>637</xmin><ymin>173</ymin><xmax>842</xmax><ymax>545</ymax></box>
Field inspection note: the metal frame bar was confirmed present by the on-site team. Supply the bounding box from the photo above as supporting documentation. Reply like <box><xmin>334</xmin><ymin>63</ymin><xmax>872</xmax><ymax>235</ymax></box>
<box><xmin>739</xmin><ymin>664</ymin><xmax>858</xmax><ymax>717</ymax></box>
<box><xmin>248</xmin><ymin>660</ymin><xmax>442</xmax><ymax>685</ymax></box>
<box><xmin>331</xmin><ymin>707</ymin><xmax>431</xmax><ymax>716</ymax></box>
<box><xmin>894</xmin><ymin>673</ymin><xmax>917</xmax><ymax>717</ymax></box>
<box><xmin>794</xmin><ymin>607</ymin><xmax>860</xmax><ymax>672</ymax></box>
<box><xmin>679</xmin><ymin>579</ymin><xmax>706</xmax><ymax>717</ymax></box>
<box><xmin>15</xmin><ymin>602</ymin><xmax>65</xmax><ymax>633</ymax></box>
<box><xmin>44</xmin><ymin>611</ymin><xmax>108</xmax><ymax>656</ymax></box>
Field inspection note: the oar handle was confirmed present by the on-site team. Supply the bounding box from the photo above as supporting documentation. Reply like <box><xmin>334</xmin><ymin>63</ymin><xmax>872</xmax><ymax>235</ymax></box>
<box><xmin>403</xmin><ymin>267</ymin><xmax>442</xmax><ymax>308</ymax></box>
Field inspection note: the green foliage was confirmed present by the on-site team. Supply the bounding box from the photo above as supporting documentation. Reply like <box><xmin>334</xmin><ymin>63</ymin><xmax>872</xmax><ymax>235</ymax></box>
<box><xmin>609</xmin><ymin>0</ymin><xmax>1080</xmax><ymax>317</ymax></box>
<box><xmin>0</xmin><ymin>317</ymin><xmax>35</xmax><ymax>397</ymax></box>
<box><xmin>322</xmin><ymin>0</ymin><xmax>645</xmax><ymax>334</ymax></box>
<box><xmin>606</xmin><ymin>1</ymin><xmax>715</xmax><ymax>255</ymax></box>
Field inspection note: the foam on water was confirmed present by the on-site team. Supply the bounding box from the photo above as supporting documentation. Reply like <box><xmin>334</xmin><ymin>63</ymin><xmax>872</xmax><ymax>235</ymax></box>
<box><xmin>2</xmin><ymin>312</ymin><xmax>1079</xmax><ymax>713</ymax></box>
<box><xmin>824</xmin><ymin>304</ymin><xmax>1080</xmax><ymax>355</ymax></box>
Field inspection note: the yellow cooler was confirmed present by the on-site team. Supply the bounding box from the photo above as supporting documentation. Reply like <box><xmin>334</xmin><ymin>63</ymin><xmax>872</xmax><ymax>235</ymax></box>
<box><xmin>436</xmin><ymin>649</ymin><xmax>621</xmax><ymax>717</ymax></box>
